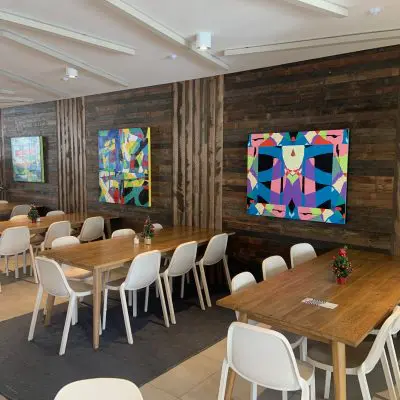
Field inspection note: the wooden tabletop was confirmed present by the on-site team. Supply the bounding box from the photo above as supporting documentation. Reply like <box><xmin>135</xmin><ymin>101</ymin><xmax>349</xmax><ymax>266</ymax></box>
<box><xmin>0</xmin><ymin>202</ymin><xmax>19</xmax><ymax>215</ymax></box>
<box><xmin>217</xmin><ymin>249</ymin><xmax>400</xmax><ymax>347</ymax></box>
<box><xmin>0</xmin><ymin>212</ymin><xmax>116</xmax><ymax>234</ymax></box>
<box><xmin>42</xmin><ymin>226</ymin><xmax>230</xmax><ymax>271</ymax></box>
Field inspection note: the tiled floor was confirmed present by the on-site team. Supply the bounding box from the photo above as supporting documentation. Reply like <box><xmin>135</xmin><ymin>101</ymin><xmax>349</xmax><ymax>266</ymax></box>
<box><xmin>0</xmin><ymin>259</ymin><xmax>395</xmax><ymax>400</ymax></box>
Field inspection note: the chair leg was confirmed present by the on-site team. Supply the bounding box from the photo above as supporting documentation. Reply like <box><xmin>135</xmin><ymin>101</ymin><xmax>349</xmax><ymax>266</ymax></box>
<box><xmin>217</xmin><ymin>359</ymin><xmax>229</xmax><ymax>400</ymax></box>
<box><xmin>310</xmin><ymin>374</ymin><xmax>316</xmax><ymax>400</ymax></box>
<box><xmin>72</xmin><ymin>301</ymin><xmax>78</xmax><ymax>326</ymax></box>
<box><xmin>132</xmin><ymin>290</ymin><xmax>137</xmax><ymax>318</ymax></box>
<box><xmin>199</xmin><ymin>262</ymin><xmax>212</xmax><ymax>307</ymax></box>
<box><xmin>180</xmin><ymin>275</ymin><xmax>185</xmax><ymax>299</ymax></box>
<box><xmin>59</xmin><ymin>295</ymin><xmax>76</xmax><ymax>356</ymax></box>
<box><xmin>144</xmin><ymin>286</ymin><xmax>149</xmax><ymax>313</ymax></box>
<box><xmin>251</xmin><ymin>383</ymin><xmax>257</xmax><ymax>400</ymax></box>
<box><xmin>28</xmin><ymin>284</ymin><xmax>44</xmax><ymax>341</ymax></box>
<box><xmin>163</xmin><ymin>273</ymin><xmax>176</xmax><ymax>324</ymax></box>
<box><xmin>358</xmin><ymin>372</ymin><xmax>372</xmax><ymax>400</ymax></box>
<box><xmin>192</xmin><ymin>265</ymin><xmax>205</xmax><ymax>310</ymax></box>
<box><xmin>282</xmin><ymin>392</ymin><xmax>288</xmax><ymax>400</ymax></box>
<box><xmin>102</xmin><ymin>288</ymin><xmax>108</xmax><ymax>330</ymax></box>
<box><xmin>23</xmin><ymin>251</ymin><xmax>27</xmax><ymax>275</ymax></box>
<box><xmin>186</xmin><ymin>272</ymin><xmax>190</xmax><ymax>284</ymax></box>
<box><xmin>222</xmin><ymin>255</ymin><xmax>232</xmax><ymax>292</ymax></box>
<box><xmin>128</xmin><ymin>290</ymin><xmax>133</xmax><ymax>306</ymax></box>
<box><xmin>29</xmin><ymin>245</ymin><xmax>38</xmax><ymax>284</ymax></box>
<box><xmin>300</xmin><ymin>337</ymin><xmax>308</xmax><ymax>361</ymax></box>
<box><xmin>324</xmin><ymin>371</ymin><xmax>332</xmax><ymax>399</ymax></box>
<box><xmin>120</xmin><ymin>287</ymin><xmax>133</xmax><ymax>344</ymax></box>
<box><xmin>169</xmin><ymin>276</ymin><xmax>173</xmax><ymax>294</ymax></box>
<box><xmin>14</xmin><ymin>254</ymin><xmax>19</xmax><ymax>279</ymax></box>
<box><xmin>381</xmin><ymin>350</ymin><xmax>397</xmax><ymax>400</ymax></box>
<box><xmin>156</xmin><ymin>276</ymin><xmax>170</xmax><ymax>328</ymax></box>
<box><xmin>387</xmin><ymin>335</ymin><xmax>400</xmax><ymax>398</ymax></box>
<box><xmin>5</xmin><ymin>256</ymin><xmax>8</xmax><ymax>277</ymax></box>
<box><xmin>155</xmin><ymin>282</ymin><xmax>159</xmax><ymax>298</ymax></box>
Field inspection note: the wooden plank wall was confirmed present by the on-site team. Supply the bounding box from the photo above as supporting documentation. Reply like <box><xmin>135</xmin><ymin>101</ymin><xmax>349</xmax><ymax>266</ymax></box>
<box><xmin>56</xmin><ymin>98</ymin><xmax>87</xmax><ymax>214</ymax></box>
<box><xmin>85</xmin><ymin>84</ymin><xmax>174</xmax><ymax>228</ymax></box>
<box><xmin>223</xmin><ymin>45</ymin><xmax>400</xmax><ymax>267</ymax></box>
<box><xmin>0</xmin><ymin>102</ymin><xmax>58</xmax><ymax>209</ymax></box>
<box><xmin>172</xmin><ymin>76</ymin><xmax>224</xmax><ymax>229</ymax></box>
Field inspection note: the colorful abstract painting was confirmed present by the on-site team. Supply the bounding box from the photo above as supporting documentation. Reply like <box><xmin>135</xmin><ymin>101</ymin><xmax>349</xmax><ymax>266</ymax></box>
<box><xmin>11</xmin><ymin>136</ymin><xmax>44</xmax><ymax>183</ymax></box>
<box><xmin>247</xmin><ymin>130</ymin><xmax>349</xmax><ymax>224</ymax></box>
<box><xmin>98</xmin><ymin>127</ymin><xmax>151</xmax><ymax>207</ymax></box>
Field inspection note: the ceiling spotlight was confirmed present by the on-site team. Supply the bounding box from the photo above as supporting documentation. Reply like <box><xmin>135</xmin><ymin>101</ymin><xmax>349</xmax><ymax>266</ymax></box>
<box><xmin>195</xmin><ymin>32</ymin><xmax>212</xmax><ymax>51</ymax></box>
<box><xmin>62</xmin><ymin>66</ymin><xmax>78</xmax><ymax>81</ymax></box>
<box><xmin>368</xmin><ymin>7</ymin><xmax>383</xmax><ymax>16</ymax></box>
<box><xmin>169</xmin><ymin>54</ymin><xmax>178</xmax><ymax>60</ymax></box>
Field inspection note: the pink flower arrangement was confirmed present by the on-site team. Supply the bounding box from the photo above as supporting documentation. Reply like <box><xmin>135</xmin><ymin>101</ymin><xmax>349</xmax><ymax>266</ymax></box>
<box><xmin>143</xmin><ymin>216</ymin><xmax>155</xmax><ymax>238</ymax></box>
<box><xmin>331</xmin><ymin>246</ymin><xmax>352</xmax><ymax>279</ymax></box>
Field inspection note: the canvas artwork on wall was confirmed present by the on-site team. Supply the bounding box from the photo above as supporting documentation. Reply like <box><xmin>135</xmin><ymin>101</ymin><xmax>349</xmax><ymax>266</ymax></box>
<box><xmin>98</xmin><ymin>127</ymin><xmax>151</xmax><ymax>207</ymax></box>
<box><xmin>247</xmin><ymin>129</ymin><xmax>349</xmax><ymax>224</ymax></box>
<box><xmin>11</xmin><ymin>136</ymin><xmax>44</xmax><ymax>183</ymax></box>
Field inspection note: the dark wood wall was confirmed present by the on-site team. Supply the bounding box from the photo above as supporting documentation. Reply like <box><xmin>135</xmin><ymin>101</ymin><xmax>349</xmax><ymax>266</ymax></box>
<box><xmin>224</xmin><ymin>45</ymin><xmax>400</xmax><ymax>267</ymax></box>
<box><xmin>0</xmin><ymin>102</ymin><xmax>58</xmax><ymax>208</ymax></box>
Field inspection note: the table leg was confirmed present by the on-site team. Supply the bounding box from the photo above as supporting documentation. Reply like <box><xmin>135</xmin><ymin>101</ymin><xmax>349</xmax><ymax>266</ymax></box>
<box><xmin>44</xmin><ymin>294</ymin><xmax>55</xmax><ymax>326</ymax></box>
<box><xmin>224</xmin><ymin>312</ymin><xmax>248</xmax><ymax>400</ymax></box>
<box><xmin>93</xmin><ymin>269</ymin><xmax>102</xmax><ymax>350</ymax></box>
<box><xmin>105</xmin><ymin>219</ymin><xmax>112</xmax><ymax>239</ymax></box>
<box><xmin>332</xmin><ymin>341</ymin><xmax>346</xmax><ymax>400</ymax></box>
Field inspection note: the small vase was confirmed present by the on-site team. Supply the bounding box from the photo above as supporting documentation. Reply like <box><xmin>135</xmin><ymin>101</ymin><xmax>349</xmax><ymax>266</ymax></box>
<box><xmin>31</xmin><ymin>218</ymin><xmax>37</xmax><ymax>224</ymax></box>
<box><xmin>336</xmin><ymin>277</ymin><xmax>347</xmax><ymax>285</ymax></box>
<box><xmin>144</xmin><ymin>237</ymin><xmax>152</xmax><ymax>245</ymax></box>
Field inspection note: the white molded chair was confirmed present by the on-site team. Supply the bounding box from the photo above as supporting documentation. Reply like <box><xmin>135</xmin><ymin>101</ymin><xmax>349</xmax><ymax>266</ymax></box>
<box><xmin>10</xmin><ymin>215</ymin><xmax>30</xmax><ymax>221</ymax></box>
<box><xmin>218</xmin><ymin>322</ymin><xmax>315</xmax><ymax>400</ymax></box>
<box><xmin>46</xmin><ymin>210</ymin><xmax>65</xmax><ymax>216</ymax></box>
<box><xmin>54</xmin><ymin>378</ymin><xmax>143</xmax><ymax>400</ymax></box>
<box><xmin>0</xmin><ymin>200</ymin><xmax>8</xmax><ymax>204</ymax></box>
<box><xmin>111</xmin><ymin>228</ymin><xmax>136</xmax><ymax>238</ymax></box>
<box><xmin>152</xmin><ymin>223</ymin><xmax>163</xmax><ymax>232</ymax></box>
<box><xmin>262</xmin><ymin>255</ymin><xmax>288</xmax><ymax>280</ymax></box>
<box><xmin>290</xmin><ymin>243</ymin><xmax>317</xmax><ymax>269</ymax></box>
<box><xmin>196</xmin><ymin>233</ymin><xmax>231</xmax><ymax>307</ymax></box>
<box><xmin>39</xmin><ymin>221</ymin><xmax>71</xmax><ymax>252</ymax></box>
<box><xmin>28</xmin><ymin>257</ymin><xmax>95</xmax><ymax>355</ymax></box>
<box><xmin>307</xmin><ymin>308</ymin><xmax>400</xmax><ymax>400</ymax></box>
<box><xmin>102</xmin><ymin>250</ymin><xmax>169</xmax><ymax>344</ymax></box>
<box><xmin>78</xmin><ymin>216</ymin><xmax>105</xmax><ymax>242</ymax></box>
<box><xmin>161</xmin><ymin>241</ymin><xmax>205</xmax><ymax>324</ymax></box>
<box><xmin>10</xmin><ymin>204</ymin><xmax>31</xmax><ymax>218</ymax></box>
<box><xmin>52</xmin><ymin>236</ymin><xmax>92</xmax><ymax>281</ymax></box>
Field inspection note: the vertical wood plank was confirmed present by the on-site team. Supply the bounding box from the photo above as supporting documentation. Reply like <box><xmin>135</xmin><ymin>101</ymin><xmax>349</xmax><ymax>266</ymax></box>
<box><xmin>200</xmin><ymin>78</ymin><xmax>208</xmax><ymax>229</ymax></box>
<box><xmin>393</xmin><ymin>90</ymin><xmax>400</xmax><ymax>255</ymax></box>
<box><xmin>0</xmin><ymin>109</ymin><xmax>5</xmax><ymax>199</ymax></box>
<box><xmin>215</xmin><ymin>75</ymin><xmax>224</xmax><ymax>231</ymax></box>
<box><xmin>193</xmin><ymin>79</ymin><xmax>201</xmax><ymax>228</ymax></box>
<box><xmin>56</xmin><ymin>101</ymin><xmax>62</xmax><ymax>208</ymax></box>
<box><xmin>185</xmin><ymin>80</ymin><xmax>193</xmax><ymax>226</ymax></box>
<box><xmin>208</xmin><ymin>77</ymin><xmax>216</xmax><ymax>230</ymax></box>
<box><xmin>178</xmin><ymin>82</ymin><xmax>186</xmax><ymax>225</ymax></box>
<box><xmin>81</xmin><ymin>97</ymin><xmax>87</xmax><ymax>214</ymax></box>
<box><xmin>172</xmin><ymin>82</ymin><xmax>179</xmax><ymax>226</ymax></box>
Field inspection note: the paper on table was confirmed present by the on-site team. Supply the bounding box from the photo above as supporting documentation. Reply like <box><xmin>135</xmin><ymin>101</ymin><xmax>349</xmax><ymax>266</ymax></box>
<box><xmin>302</xmin><ymin>297</ymin><xmax>338</xmax><ymax>309</ymax></box>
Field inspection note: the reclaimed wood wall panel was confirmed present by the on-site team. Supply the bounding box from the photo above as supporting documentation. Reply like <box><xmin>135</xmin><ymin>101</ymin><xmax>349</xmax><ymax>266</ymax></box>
<box><xmin>173</xmin><ymin>76</ymin><xmax>224</xmax><ymax>230</ymax></box>
<box><xmin>223</xmin><ymin>45</ymin><xmax>400</xmax><ymax>266</ymax></box>
<box><xmin>85</xmin><ymin>84</ymin><xmax>174</xmax><ymax>227</ymax></box>
<box><xmin>57</xmin><ymin>98</ymin><xmax>87</xmax><ymax>214</ymax></box>
<box><xmin>1</xmin><ymin>102</ymin><xmax>58</xmax><ymax>208</ymax></box>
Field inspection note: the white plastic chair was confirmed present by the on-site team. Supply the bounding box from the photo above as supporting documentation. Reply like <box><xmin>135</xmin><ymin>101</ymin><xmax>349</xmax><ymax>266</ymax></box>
<box><xmin>102</xmin><ymin>250</ymin><xmax>169</xmax><ymax>344</ymax></box>
<box><xmin>262</xmin><ymin>255</ymin><xmax>288</xmax><ymax>280</ymax></box>
<box><xmin>111</xmin><ymin>228</ymin><xmax>136</xmax><ymax>238</ymax></box>
<box><xmin>46</xmin><ymin>210</ymin><xmax>65</xmax><ymax>216</ymax></box>
<box><xmin>52</xmin><ymin>236</ymin><xmax>92</xmax><ymax>281</ymax></box>
<box><xmin>218</xmin><ymin>322</ymin><xmax>315</xmax><ymax>400</ymax></box>
<box><xmin>196</xmin><ymin>233</ymin><xmax>231</xmax><ymax>307</ymax></box>
<box><xmin>28</xmin><ymin>257</ymin><xmax>95</xmax><ymax>355</ymax></box>
<box><xmin>290</xmin><ymin>243</ymin><xmax>317</xmax><ymax>269</ymax></box>
<box><xmin>0</xmin><ymin>200</ymin><xmax>8</xmax><ymax>204</ymax></box>
<box><xmin>10</xmin><ymin>215</ymin><xmax>30</xmax><ymax>221</ymax></box>
<box><xmin>161</xmin><ymin>241</ymin><xmax>205</xmax><ymax>324</ymax></box>
<box><xmin>386</xmin><ymin>306</ymin><xmax>400</xmax><ymax>399</ymax></box>
<box><xmin>39</xmin><ymin>221</ymin><xmax>71</xmax><ymax>252</ymax></box>
<box><xmin>78</xmin><ymin>216</ymin><xmax>105</xmax><ymax>242</ymax></box>
<box><xmin>54</xmin><ymin>378</ymin><xmax>143</xmax><ymax>400</ymax></box>
<box><xmin>10</xmin><ymin>204</ymin><xmax>31</xmax><ymax>218</ymax></box>
<box><xmin>152</xmin><ymin>223</ymin><xmax>163</xmax><ymax>232</ymax></box>
<box><xmin>307</xmin><ymin>308</ymin><xmax>400</xmax><ymax>400</ymax></box>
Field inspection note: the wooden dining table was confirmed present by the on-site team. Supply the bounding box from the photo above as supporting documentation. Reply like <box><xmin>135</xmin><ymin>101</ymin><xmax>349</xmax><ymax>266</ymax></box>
<box><xmin>42</xmin><ymin>226</ymin><xmax>232</xmax><ymax>350</ymax></box>
<box><xmin>217</xmin><ymin>248</ymin><xmax>400</xmax><ymax>400</ymax></box>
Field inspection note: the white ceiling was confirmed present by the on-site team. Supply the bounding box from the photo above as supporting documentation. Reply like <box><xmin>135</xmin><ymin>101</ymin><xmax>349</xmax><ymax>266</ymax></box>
<box><xmin>0</xmin><ymin>0</ymin><xmax>399</xmax><ymax>108</ymax></box>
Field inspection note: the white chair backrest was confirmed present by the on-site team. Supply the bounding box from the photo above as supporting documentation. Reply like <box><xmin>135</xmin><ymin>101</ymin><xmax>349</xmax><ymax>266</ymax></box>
<box><xmin>227</xmin><ymin>322</ymin><xmax>307</xmax><ymax>392</ymax></box>
<box><xmin>112</xmin><ymin>228</ymin><xmax>136</xmax><ymax>238</ymax></box>
<box><xmin>10</xmin><ymin>204</ymin><xmax>31</xmax><ymax>218</ymax></box>
<box><xmin>125</xmin><ymin>250</ymin><xmax>161</xmax><ymax>291</ymax></box>
<box><xmin>290</xmin><ymin>243</ymin><xmax>317</xmax><ymax>268</ymax></box>
<box><xmin>0</xmin><ymin>200</ymin><xmax>8</xmax><ymax>204</ymax></box>
<box><xmin>46</xmin><ymin>210</ymin><xmax>65</xmax><ymax>216</ymax></box>
<box><xmin>35</xmin><ymin>256</ymin><xmax>71</xmax><ymax>297</ymax></box>
<box><xmin>202</xmin><ymin>233</ymin><xmax>228</xmax><ymax>265</ymax></box>
<box><xmin>167</xmin><ymin>241</ymin><xmax>198</xmax><ymax>277</ymax></box>
<box><xmin>43</xmin><ymin>221</ymin><xmax>71</xmax><ymax>249</ymax></box>
<box><xmin>262</xmin><ymin>255</ymin><xmax>288</xmax><ymax>280</ymax></box>
<box><xmin>391</xmin><ymin>306</ymin><xmax>400</xmax><ymax>335</ymax></box>
<box><xmin>10</xmin><ymin>215</ymin><xmax>30</xmax><ymax>221</ymax></box>
<box><xmin>79</xmin><ymin>216</ymin><xmax>104</xmax><ymax>242</ymax></box>
<box><xmin>152</xmin><ymin>223</ymin><xmax>163</xmax><ymax>232</ymax></box>
<box><xmin>0</xmin><ymin>226</ymin><xmax>30</xmax><ymax>254</ymax></box>
<box><xmin>52</xmin><ymin>236</ymin><xmax>80</xmax><ymax>248</ymax></box>
<box><xmin>231</xmin><ymin>272</ymin><xmax>257</xmax><ymax>321</ymax></box>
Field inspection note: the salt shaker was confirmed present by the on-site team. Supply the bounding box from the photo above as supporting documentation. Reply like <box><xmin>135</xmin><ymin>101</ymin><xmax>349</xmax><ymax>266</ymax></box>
<box><xmin>133</xmin><ymin>235</ymin><xmax>140</xmax><ymax>246</ymax></box>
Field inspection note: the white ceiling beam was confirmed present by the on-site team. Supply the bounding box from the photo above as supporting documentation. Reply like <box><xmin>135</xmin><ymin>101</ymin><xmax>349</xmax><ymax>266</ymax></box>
<box><xmin>0</xmin><ymin>96</ymin><xmax>33</xmax><ymax>102</ymax></box>
<box><xmin>103</xmin><ymin>0</ymin><xmax>229</xmax><ymax>70</ymax></box>
<box><xmin>0</xmin><ymin>69</ymin><xmax>67</xmax><ymax>97</ymax></box>
<box><xmin>1</xmin><ymin>30</ymin><xmax>129</xmax><ymax>87</ymax></box>
<box><xmin>0</xmin><ymin>9</ymin><xmax>136</xmax><ymax>55</ymax></box>
<box><xmin>283</xmin><ymin>0</ymin><xmax>348</xmax><ymax>17</ymax></box>
<box><xmin>0</xmin><ymin>89</ymin><xmax>15</xmax><ymax>94</ymax></box>
<box><xmin>224</xmin><ymin>29</ymin><xmax>400</xmax><ymax>56</ymax></box>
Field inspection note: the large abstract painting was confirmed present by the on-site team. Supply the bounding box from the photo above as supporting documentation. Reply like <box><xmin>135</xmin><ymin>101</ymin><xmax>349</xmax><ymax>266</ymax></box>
<box><xmin>11</xmin><ymin>136</ymin><xmax>44</xmax><ymax>183</ymax></box>
<box><xmin>98</xmin><ymin>127</ymin><xmax>151</xmax><ymax>207</ymax></box>
<box><xmin>247</xmin><ymin>129</ymin><xmax>349</xmax><ymax>224</ymax></box>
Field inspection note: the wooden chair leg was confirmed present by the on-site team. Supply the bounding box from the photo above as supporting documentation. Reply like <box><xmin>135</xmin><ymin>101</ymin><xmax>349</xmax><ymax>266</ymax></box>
<box><xmin>44</xmin><ymin>294</ymin><xmax>55</xmax><ymax>326</ymax></box>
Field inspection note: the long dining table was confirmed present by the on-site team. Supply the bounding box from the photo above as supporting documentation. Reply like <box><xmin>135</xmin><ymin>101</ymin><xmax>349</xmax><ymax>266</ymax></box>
<box><xmin>42</xmin><ymin>226</ymin><xmax>232</xmax><ymax>350</ymax></box>
<box><xmin>217</xmin><ymin>248</ymin><xmax>400</xmax><ymax>400</ymax></box>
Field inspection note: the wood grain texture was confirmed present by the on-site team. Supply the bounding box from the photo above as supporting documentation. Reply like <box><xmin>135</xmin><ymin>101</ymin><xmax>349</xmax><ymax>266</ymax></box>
<box><xmin>217</xmin><ymin>248</ymin><xmax>400</xmax><ymax>347</ymax></box>
<box><xmin>223</xmin><ymin>45</ymin><xmax>400</xmax><ymax>265</ymax></box>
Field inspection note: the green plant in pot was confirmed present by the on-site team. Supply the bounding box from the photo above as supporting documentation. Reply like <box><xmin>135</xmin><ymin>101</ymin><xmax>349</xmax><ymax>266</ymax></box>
<box><xmin>331</xmin><ymin>246</ymin><xmax>352</xmax><ymax>284</ymax></box>
<box><xmin>28</xmin><ymin>205</ymin><xmax>40</xmax><ymax>223</ymax></box>
<box><xmin>143</xmin><ymin>216</ymin><xmax>154</xmax><ymax>245</ymax></box>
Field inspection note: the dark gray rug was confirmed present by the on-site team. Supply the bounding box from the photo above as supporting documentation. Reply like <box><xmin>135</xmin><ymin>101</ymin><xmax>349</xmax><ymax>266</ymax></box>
<box><xmin>0</xmin><ymin>288</ymin><xmax>234</xmax><ymax>400</ymax></box>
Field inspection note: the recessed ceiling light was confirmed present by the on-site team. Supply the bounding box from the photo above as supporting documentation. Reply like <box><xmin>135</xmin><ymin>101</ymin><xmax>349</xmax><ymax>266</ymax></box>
<box><xmin>169</xmin><ymin>54</ymin><xmax>178</xmax><ymax>60</ymax></box>
<box><xmin>368</xmin><ymin>7</ymin><xmax>383</xmax><ymax>16</ymax></box>
<box><xmin>62</xmin><ymin>66</ymin><xmax>78</xmax><ymax>81</ymax></box>
<box><xmin>195</xmin><ymin>32</ymin><xmax>212</xmax><ymax>51</ymax></box>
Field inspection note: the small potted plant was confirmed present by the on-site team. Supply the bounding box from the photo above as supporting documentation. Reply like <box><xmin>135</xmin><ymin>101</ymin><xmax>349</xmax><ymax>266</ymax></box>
<box><xmin>331</xmin><ymin>246</ymin><xmax>352</xmax><ymax>284</ymax></box>
<box><xmin>143</xmin><ymin>216</ymin><xmax>154</xmax><ymax>245</ymax></box>
<box><xmin>28</xmin><ymin>205</ymin><xmax>40</xmax><ymax>223</ymax></box>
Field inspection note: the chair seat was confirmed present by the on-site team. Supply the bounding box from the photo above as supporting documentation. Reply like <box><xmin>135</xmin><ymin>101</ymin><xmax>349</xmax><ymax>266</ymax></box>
<box><xmin>68</xmin><ymin>280</ymin><xmax>93</xmax><ymax>296</ymax></box>
<box><xmin>30</xmin><ymin>234</ymin><xmax>44</xmax><ymax>246</ymax></box>
<box><xmin>105</xmin><ymin>278</ymin><xmax>126</xmax><ymax>290</ymax></box>
<box><xmin>62</xmin><ymin>265</ymin><xmax>92</xmax><ymax>281</ymax></box>
<box><xmin>297</xmin><ymin>359</ymin><xmax>315</xmax><ymax>383</ymax></box>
